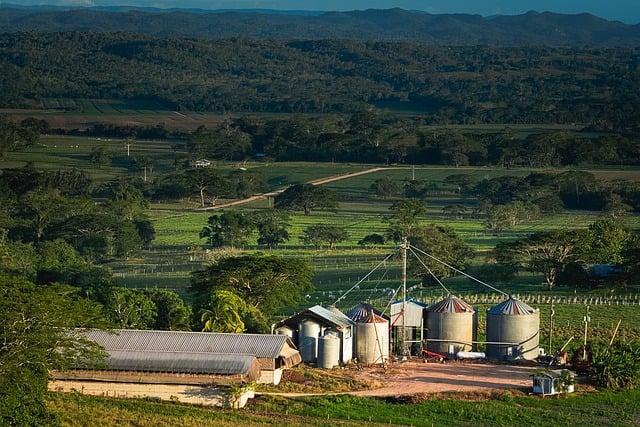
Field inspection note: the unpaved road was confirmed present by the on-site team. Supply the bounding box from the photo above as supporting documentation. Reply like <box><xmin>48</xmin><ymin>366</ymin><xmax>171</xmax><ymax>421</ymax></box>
<box><xmin>349</xmin><ymin>360</ymin><xmax>534</xmax><ymax>397</ymax></box>
<box><xmin>199</xmin><ymin>167</ymin><xmax>388</xmax><ymax>210</ymax></box>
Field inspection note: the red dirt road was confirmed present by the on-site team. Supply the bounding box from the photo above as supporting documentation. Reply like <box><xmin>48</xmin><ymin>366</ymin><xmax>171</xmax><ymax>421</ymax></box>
<box><xmin>349</xmin><ymin>360</ymin><xmax>534</xmax><ymax>397</ymax></box>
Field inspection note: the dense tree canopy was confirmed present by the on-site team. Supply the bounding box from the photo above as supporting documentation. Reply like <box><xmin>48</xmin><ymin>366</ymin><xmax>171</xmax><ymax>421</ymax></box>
<box><xmin>2</xmin><ymin>32</ymin><xmax>640</xmax><ymax>131</ymax></box>
<box><xmin>274</xmin><ymin>184</ymin><xmax>338</xmax><ymax>215</ymax></box>
<box><xmin>190</xmin><ymin>255</ymin><xmax>314</xmax><ymax>332</ymax></box>
<box><xmin>0</xmin><ymin>275</ymin><xmax>109</xmax><ymax>426</ymax></box>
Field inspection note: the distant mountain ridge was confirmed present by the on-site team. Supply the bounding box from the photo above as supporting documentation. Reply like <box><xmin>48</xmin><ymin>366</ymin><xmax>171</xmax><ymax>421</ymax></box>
<box><xmin>1</xmin><ymin>6</ymin><xmax>639</xmax><ymax>46</ymax></box>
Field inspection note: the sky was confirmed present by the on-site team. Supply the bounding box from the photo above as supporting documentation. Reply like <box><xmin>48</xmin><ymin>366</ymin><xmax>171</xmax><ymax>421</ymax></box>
<box><xmin>5</xmin><ymin>0</ymin><xmax>640</xmax><ymax>24</ymax></box>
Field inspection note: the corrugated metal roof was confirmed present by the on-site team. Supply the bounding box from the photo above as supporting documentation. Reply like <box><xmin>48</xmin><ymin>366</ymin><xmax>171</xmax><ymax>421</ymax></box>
<box><xmin>273</xmin><ymin>305</ymin><xmax>355</xmax><ymax>330</ymax></box>
<box><xmin>346</xmin><ymin>301</ymin><xmax>387</xmax><ymax>322</ymax></box>
<box><xmin>307</xmin><ymin>305</ymin><xmax>354</xmax><ymax>328</ymax></box>
<box><xmin>426</xmin><ymin>295</ymin><xmax>475</xmax><ymax>313</ymax></box>
<box><xmin>488</xmin><ymin>296</ymin><xmax>537</xmax><ymax>315</ymax></box>
<box><xmin>84</xmin><ymin>330</ymin><xmax>293</xmax><ymax>359</ymax></box>
<box><xmin>104</xmin><ymin>351</ymin><xmax>259</xmax><ymax>377</ymax></box>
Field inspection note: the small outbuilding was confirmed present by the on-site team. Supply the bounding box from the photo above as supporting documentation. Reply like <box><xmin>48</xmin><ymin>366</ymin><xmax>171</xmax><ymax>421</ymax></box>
<box><xmin>390</xmin><ymin>299</ymin><xmax>428</xmax><ymax>353</ymax></box>
<box><xmin>530</xmin><ymin>370</ymin><xmax>575</xmax><ymax>395</ymax></box>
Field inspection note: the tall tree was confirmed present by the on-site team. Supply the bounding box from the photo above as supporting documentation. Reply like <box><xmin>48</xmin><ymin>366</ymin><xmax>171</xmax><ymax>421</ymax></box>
<box><xmin>274</xmin><ymin>183</ymin><xmax>338</xmax><ymax>215</ymax></box>
<box><xmin>200</xmin><ymin>210</ymin><xmax>255</xmax><ymax>249</ymax></box>
<box><xmin>493</xmin><ymin>230</ymin><xmax>583</xmax><ymax>290</ymax></box>
<box><xmin>184</xmin><ymin>168</ymin><xmax>232</xmax><ymax>208</ymax></box>
<box><xmin>408</xmin><ymin>224</ymin><xmax>474</xmax><ymax>281</ymax></box>
<box><xmin>191</xmin><ymin>255</ymin><xmax>313</xmax><ymax>332</ymax></box>
<box><xmin>301</xmin><ymin>224</ymin><xmax>349</xmax><ymax>250</ymax></box>
<box><xmin>0</xmin><ymin>275</ymin><xmax>108</xmax><ymax>426</ymax></box>
<box><xmin>385</xmin><ymin>198</ymin><xmax>428</xmax><ymax>242</ymax></box>
<box><xmin>252</xmin><ymin>209</ymin><xmax>290</xmax><ymax>249</ymax></box>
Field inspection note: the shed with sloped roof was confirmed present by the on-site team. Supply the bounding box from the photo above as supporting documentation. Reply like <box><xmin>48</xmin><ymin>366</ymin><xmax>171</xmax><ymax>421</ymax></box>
<box><xmin>273</xmin><ymin>305</ymin><xmax>354</xmax><ymax>366</ymax></box>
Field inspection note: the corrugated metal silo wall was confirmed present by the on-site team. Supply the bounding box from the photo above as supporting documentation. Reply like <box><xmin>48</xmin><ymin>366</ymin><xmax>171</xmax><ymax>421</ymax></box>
<box><xmin>426</xmin><ymin>311</ymin><xmax>475</xmax><ymax>358</ymax></box>
<box><xmin>486</xmin><ymin>311</ymin><xmax>540</xmax><ymax>360</ymax></box>
<box><xmin>355</xmin><ymin>321</ymin><xmax>389</xmax><ymax>364</ymax></box>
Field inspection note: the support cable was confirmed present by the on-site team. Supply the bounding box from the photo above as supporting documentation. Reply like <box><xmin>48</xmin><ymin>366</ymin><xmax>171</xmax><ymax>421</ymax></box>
<box><xmin>409</xmin><ymin>244</ymin><xmax>508</xmax><ymax>296</ymax></box>
<box><xmin>408</xmin><ymin>246</ymin><xmax>450</xmax><ymax>295</ymax></box>
<box><xmin>334</xmin><ymin>248</ymin><xmax>399</xmax><ymax>304</ymax></box>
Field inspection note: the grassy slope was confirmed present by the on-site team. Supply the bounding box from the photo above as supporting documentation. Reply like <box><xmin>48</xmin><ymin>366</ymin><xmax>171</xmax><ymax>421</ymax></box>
<box><xmin>47</xmin><ymin>389</ymin><xmax>640</xmax><ymax>427</ymax></box>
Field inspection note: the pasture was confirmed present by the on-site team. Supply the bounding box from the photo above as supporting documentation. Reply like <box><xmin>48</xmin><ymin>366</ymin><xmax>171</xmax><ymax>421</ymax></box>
<box><xmin>4</xmin><ymin>133</ymin><xmax>640</xmax><ymax>349</ymax></box>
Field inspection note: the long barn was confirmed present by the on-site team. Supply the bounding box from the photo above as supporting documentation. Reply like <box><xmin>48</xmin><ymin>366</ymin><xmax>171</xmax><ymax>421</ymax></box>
<box><xmin>49</xmin><ymin>329</ymin><xmax>302</xmax><ymax>407</ymax></box>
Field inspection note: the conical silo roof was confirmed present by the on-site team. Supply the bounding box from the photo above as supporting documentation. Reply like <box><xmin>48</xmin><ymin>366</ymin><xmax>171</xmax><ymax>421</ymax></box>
<box><xmin>426</xmin><ymin>295</ymin><xmax>474</xmax><ymax>313</ymax></box>
<box><xmin>346</xmin><ymin>301</ymin><xmax>374</xmax><ymax>322</ymax></box>
<box><xmin>488</xmin><ymin>296</ymin><xmax>537</xmax><ymax>315</ymax></box>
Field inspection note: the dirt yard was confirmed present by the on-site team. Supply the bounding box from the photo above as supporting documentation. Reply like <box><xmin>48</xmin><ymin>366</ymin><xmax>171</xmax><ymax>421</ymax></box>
<box><xmin>348</xmin><ymin>359</ymin><xmax>535</xmax><ymax>397</ymax></box>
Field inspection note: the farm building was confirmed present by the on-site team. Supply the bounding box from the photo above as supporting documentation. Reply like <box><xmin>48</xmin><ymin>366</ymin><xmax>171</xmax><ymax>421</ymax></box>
<box><xmin>272</xmin><ymin>304</ymin><xmax>354</xmax><ymax>367</ymax></box>
<box><xmin>390</xmin><ymin>298</ymin><xmax>428</xmax><ymax>354</ymax></box>
<box><xmin>55</xmin><ymin>329</ymin><xmax>301</xmax><ymax>385</ymax></box>
<box><xmin>530</xmin><ymin>370</ymin><xmax>576</xmax><ymax>395</ymax></box>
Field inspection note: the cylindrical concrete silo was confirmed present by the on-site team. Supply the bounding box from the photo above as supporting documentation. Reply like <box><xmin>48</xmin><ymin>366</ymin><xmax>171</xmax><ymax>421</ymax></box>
<box><xmin>317</xmin><ymin>334</ymin><xmax>341</xmax><ymax>369</ymax></box>
<box><xmin>355</xmin><ymin>313</ymin><xmax>389</xmax><ymax>364</ymax></box>
<box><xmin>486</xmin><ymin>296</ymin><xmax>540</xmax><ymax>360</ymax></box>
<box><xmin>299</xmin><ymin>318</ymin><xmax>321</xmax><ymax>363</ymax></box>
<box><xmin>426</xmin><ymin>295</ymin><xmax>476</xmax><ymax>358</ymax></box>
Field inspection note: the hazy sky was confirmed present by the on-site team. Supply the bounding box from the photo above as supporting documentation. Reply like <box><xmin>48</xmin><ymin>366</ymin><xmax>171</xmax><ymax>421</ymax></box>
<box><xmin>7</xmin><ymin>0</ymin><xmax>640</xmax><ymax>23</ymax></box>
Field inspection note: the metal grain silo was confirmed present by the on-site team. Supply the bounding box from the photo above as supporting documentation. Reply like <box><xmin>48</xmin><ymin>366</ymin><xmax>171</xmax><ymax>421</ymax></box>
<box><xmin>355</xmin><ymin>313</ymin><xmax>389</xmax><ymax>364</ymax></box>
<box><xmin>299</xmin><ymin>318</ymin><xmax>321</xmax><ymax>363</ymax></box>
<box><xmin>486</xmin><ymin>296</ymin><xmax>540</xmax><ymax>360</ymax></box>
<box><xmin>317</xmin><ymin>334</ymin><xmax>341</xmax><ymax>369</ymax></box>
<box><xmin>426</xmin><ymin>295</ymin><xmax>476</xmax><ymax>358</ymax></box>
<box><xmin>346</xmin><ymin>302</ymin><xmax>389</xmax><ymax>365</ymax></box>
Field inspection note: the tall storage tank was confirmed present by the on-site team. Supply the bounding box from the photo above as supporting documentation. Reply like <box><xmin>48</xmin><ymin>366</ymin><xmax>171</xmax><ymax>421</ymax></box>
<box><xmin>346</xmin><ymin>302</ymin><xmax>389</xmax><ymax>365</ymax></box>
<box><xmin>355</xmin><ymin>313</ymin><xmax>389</xmax><ymax>364</ymax></box>
<box><xmin>317</xmin><ymin>334</ymin><xmax>341</xmax><ymax>369</ymax></box>
<box><xmin>486</xmin><ymin>296</ymin><xmax>540</xmax><ymax>360</ymax></box>
<box><xmin>426</xmin><ymin>295</ymin><xmax>476</xmax><ymax>358</ymax></box>
<box><xmin>299</xmin><ymin>319</ymin><xmax>321</xmax><ymax>363</ymax></box>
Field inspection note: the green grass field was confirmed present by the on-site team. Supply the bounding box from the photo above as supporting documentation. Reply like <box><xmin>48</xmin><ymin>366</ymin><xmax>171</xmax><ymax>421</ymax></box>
<box><xmin>46</xmin><ymin>388</ymin><xmax>640</xmax><ymax>427</ymax></box>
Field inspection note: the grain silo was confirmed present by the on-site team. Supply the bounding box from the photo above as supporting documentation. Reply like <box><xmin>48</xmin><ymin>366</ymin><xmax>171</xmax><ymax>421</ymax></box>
<box><xmin>317</xmin><ymin>334</ymin><xmax>341</xmax><ymax>369</ymax></box>
<box><xmin>425</xmin><ymin>294</ymin><xmax>476</xmax><ymax>358</ymax></box>
<box><xmin>298</xmin><ymin>318</ymin><xmax>321</xmax><ymax>363</ymax></box>
<box><xmin>346</xmin><ymin>302</ymin><xmax>389</xmax><ymax>365</ymax></box>
<box><xmin>486</xmin><ymin>296</ymin><xmax>540</xmax><ymax>360</ymax></box>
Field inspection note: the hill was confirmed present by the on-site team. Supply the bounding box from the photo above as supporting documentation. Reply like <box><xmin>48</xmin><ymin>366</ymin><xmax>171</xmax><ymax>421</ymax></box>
<box><xmin>1</xmin><ymin>6</ymin><xmax>640</xmax><ymax>46</ymax></box>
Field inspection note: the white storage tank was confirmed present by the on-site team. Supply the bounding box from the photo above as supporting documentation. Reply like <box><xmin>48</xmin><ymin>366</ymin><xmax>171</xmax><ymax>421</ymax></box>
<box><xmin>275</xmin><ymin>325</ymin><xmax>295</xmax><ymax>341</ymax></box>
<box><xmin>299</xmin><ymin>319</ymin><xmax>321</xmax><ymax>363</ymax></box>
<box><xmin>317</xmin><ymin>334</ymin><xmax>341</xmax><ymax>369</ymax></box>
<box><xmin>486</xmin><ymin>296</ymin><xmax>540</xmax><ymax>360</ymax></box>
<box><xmin>426</xmin><ymin>295</ymin><xmax>476</xmax><ymax>358</ymax></box>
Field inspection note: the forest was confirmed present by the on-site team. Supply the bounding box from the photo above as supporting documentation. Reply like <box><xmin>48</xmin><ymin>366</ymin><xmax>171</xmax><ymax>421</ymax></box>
<box><xmin>1</xmin><ymin>32</ymin><xmax>640</xmax><ymax>130</ymax></box>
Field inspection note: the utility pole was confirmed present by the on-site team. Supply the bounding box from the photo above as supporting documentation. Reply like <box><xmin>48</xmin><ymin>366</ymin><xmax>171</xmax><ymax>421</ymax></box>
<box><xmin>401</xmin><ymin>237</ymin><xmax>410</xmax><ymax>356</ymax></box>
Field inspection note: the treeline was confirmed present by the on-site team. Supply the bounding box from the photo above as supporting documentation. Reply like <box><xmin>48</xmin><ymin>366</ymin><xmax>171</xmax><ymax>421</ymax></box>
<box><xmin>30</xmin><ymin>114</ymin><xmax>640</xmax><ymax>168</ymax></box>
<box><xmin>2</xmin><ymin>32</ymin><xmax>640</xmax><ymax>129</ymax></box>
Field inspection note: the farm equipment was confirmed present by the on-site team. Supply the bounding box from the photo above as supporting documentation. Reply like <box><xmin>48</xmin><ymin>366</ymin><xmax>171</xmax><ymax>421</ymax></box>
<box><xmin>421</xmin><ymin>349</ymin><xmax>447</xmax><ymax>363</ymax></box>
